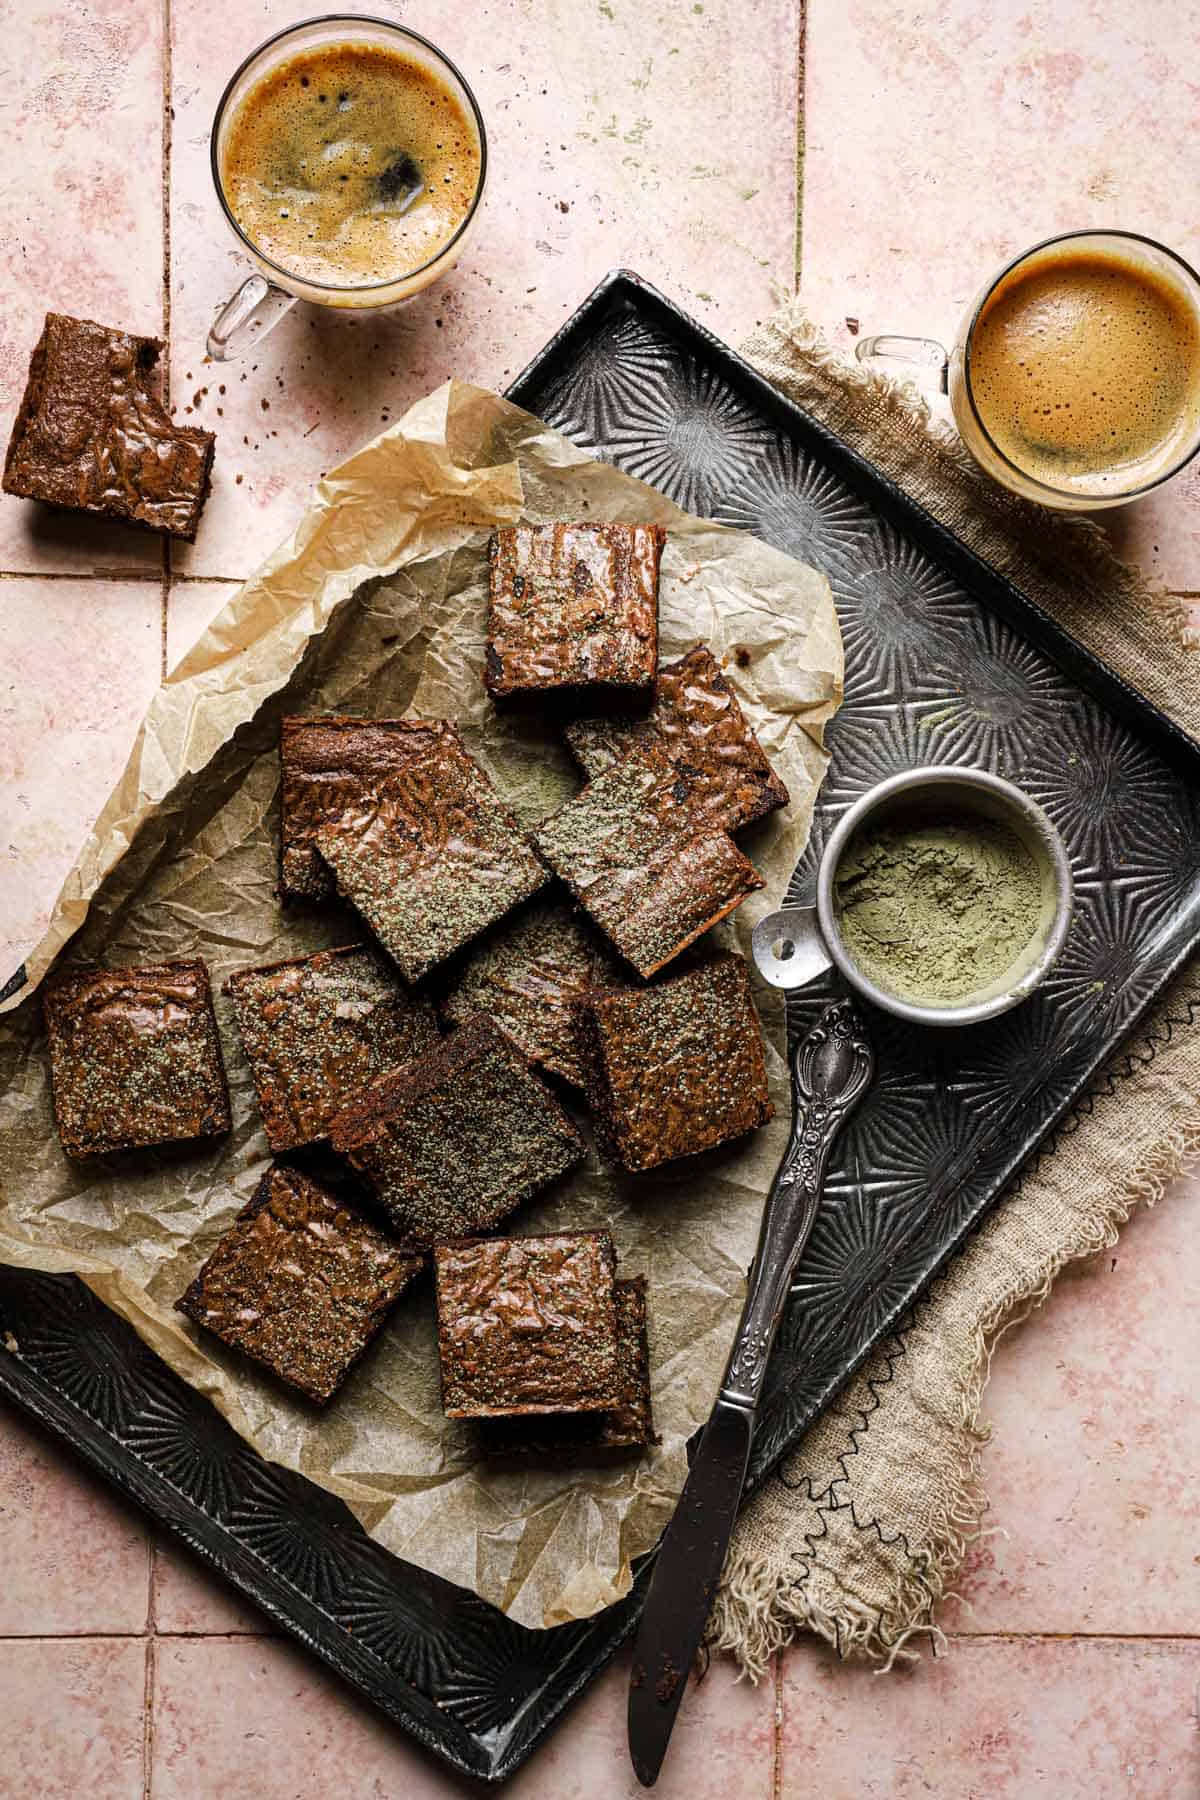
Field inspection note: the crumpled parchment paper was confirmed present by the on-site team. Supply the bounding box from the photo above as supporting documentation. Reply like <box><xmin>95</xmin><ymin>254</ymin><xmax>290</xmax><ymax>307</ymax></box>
<box><xmin>0</xmin><ymin>378</ymin><xmax>842</xmax><ymax>1627</ymax></box>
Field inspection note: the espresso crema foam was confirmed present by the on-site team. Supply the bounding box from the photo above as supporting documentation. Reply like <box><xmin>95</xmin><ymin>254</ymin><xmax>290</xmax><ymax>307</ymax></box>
<box><xmin>967</xmin><ymin>247</ymin><xmax>1200</xmax><ymax>494</ymax></box>
<box><xmin>221</xmin><ymin>42</ymin><xmax>481</xmax><ymax>288</ymax></box>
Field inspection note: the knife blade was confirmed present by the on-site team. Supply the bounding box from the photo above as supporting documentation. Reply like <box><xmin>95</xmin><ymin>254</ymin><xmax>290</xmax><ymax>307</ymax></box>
<box><xmin>628</xmin><ymin>999</ymin><xmax>874</xmax><ymax>1786</ymax></box>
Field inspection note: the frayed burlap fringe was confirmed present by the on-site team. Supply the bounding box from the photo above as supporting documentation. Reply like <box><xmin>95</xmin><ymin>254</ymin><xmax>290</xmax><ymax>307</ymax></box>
<box><xmin>711</xmin><ymin>301</ymin><xmax>1200</xmax><ymax>1678</ymax></box>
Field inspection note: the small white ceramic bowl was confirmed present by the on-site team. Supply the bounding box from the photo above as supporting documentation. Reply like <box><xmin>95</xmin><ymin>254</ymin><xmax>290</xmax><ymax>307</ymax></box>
<box><xmin>752</xmin><ymin>765</ymin><xmax>1074</xmax><ymax>1026</ymax></box>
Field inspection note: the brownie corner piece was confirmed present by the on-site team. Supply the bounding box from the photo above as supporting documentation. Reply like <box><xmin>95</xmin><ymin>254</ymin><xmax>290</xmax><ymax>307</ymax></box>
<box><xmin>225</xmin><ymin>943</ymin><xmax>439</xmax><ymax>1153</ymax></box>
<box><xmin>482</xmin><ymin>1274</ymin><xmax>656</xmax><ymax>1458</ymax></box>
<box><xmin>433</xmin><ymin>1231</ymin><xmax>622</xmax><ymax>1418</ymax></box>
<box><xmin>3</xmin><ymin>312</ymin><xmax>214</xmax><ymax>540</ymax></box>
<box><xmin>176</xmin><ymin>1163</ymin><xmax>424</xmax><ymax>1404</ymax></box>
<box><xmin>533</xmin><ymin>753</ymin><xmax>764</xmax><ymax>979</ymax></box>
<box><xmin>297</xmin><ymin>716</ymin><xmax>545</xmax><ymax>978</ymax></box>
<box><xmin>440</xmin><ymin>900</ymin><xmax>626</xmax><ymax>1087</ymax></box>
<box><xmin>584</xmin><ymin>951</ymin><xmax>773</xmax><ymax>1172</ymax></box>
<box><xmin>486</xmin><ymin>521</ymin><xmax>663</xmax><ymax>701</ymax></box>
<box><xmin>327</xmin><ymin>1014</ymin><xmax>585</xmax><ymax>1245</ymax></box>
<box><xmin>43</xmin><ymin>958</ymin><xmax>231</xmax><ymax>1159</ymax></box>
<box><xmin>565</xmin><ymin>642</ymin><xmax>790</xmax><ymax>831</ymax></box>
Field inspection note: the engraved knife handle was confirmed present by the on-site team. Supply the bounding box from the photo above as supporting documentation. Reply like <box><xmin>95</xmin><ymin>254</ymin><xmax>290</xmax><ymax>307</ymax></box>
<box><xmin>720</xmin><ymin>999</ymin><xmax>874</xmax><ymax>1411</ymax></box>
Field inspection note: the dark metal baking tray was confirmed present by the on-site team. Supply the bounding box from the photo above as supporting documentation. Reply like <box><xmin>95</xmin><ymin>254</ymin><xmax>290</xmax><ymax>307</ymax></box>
<box><xmin>3</xmin><ymin>269</ymin><xmax>1198</xmax><ymax>1782</ymax></box>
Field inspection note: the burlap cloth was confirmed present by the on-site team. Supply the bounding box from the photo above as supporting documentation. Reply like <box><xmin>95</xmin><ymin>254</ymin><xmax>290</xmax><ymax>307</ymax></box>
<box><xmin>711</xmin><ymin>298</ymin><xmax>1200</xmax><ymax>1675</ymax></box>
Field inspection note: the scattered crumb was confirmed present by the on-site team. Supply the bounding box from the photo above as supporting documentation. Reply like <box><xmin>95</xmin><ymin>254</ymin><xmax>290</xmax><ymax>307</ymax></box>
<box><xmin>845</xmin><ymin>316</ymin><xmax>860</xmax><ymax>335</ymax></box>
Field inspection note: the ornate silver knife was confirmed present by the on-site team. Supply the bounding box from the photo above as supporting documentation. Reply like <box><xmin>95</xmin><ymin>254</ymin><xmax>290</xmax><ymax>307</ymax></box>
<box><xmin>627</xmin><ymin>999</ymin><xmax>874</xmax><ymax>1786</ymax></box>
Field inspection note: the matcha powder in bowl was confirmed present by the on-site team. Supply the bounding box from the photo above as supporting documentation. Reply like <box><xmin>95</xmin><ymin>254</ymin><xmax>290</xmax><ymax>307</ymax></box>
<box><xmin>833</xmin><ymin>814</ymin><xmax>1044</xmax><ymax>1005</ymax></box>
<box><xmin>806</xmin><ymin>766</ymin><xmax>1074</xmax><ymax>1026</ymax></box>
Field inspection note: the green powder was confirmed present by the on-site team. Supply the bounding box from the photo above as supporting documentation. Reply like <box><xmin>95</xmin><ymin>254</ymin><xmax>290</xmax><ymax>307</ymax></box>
<box><xmin>832</xmin><ymin>810</ymin><xmax>1045</xmax><ymax>1003</ymax></box>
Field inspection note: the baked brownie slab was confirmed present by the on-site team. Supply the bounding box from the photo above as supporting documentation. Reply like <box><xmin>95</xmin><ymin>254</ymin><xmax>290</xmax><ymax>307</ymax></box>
<box><xmin>482</xmin><ymin>1276</ymin><xmax>656</xmax><ymax>1457</ymax></box>
<box><xmin>280</xmin><ymin>716</ymin><xmax>415</xmax><ymax>903</ymax></box>
<box><xmin>3</xmin><ymin>313</ymin><xmax>214</xmax><ymax>540</ymax></box>
<box><xmin>176</xmin><ymin>1164</ymin><xmax>423</xmax><ymax>1404</ymax></box>
<box><xmin>440</xmin><ymin>901</ymin><xmax>626</xmax><ymax>1088</ymax></box>
<box><xmin>434</xmin><ymin>1231</ymin><xmax>622</xmax><ymax>1418</ymax></box>
<box><xmin>581</xmin><ymin>952</ymin><xmax>773</xmax><ymax>1172</ymax></box>
<box><xmin>565</xmin><ymin>643</ymin><xmax>789</xmax><ymax>832</ymax></box>
<box><xmin>226</xmin><ymin>944</ymin><xmax>439</xmax><ymax>1154</ymax></box>
<box><xmin>43</xmin><ymin>959</ymin><xmax>231</xmax><ymax>1159</ymax></box>
<box><xmin>286</xmin><ymin>718</ymin><xmax>545</xmax><ymax>980</ymax></box>
<box><xmin>328</xmin><ymin>1014</ymin><xmax>585</xmax><ymax>1246</ymax></box>
<box><xmin>486</xmin><ymin>522</ymin><xmax>662</xmax><ymax>701</ymax></box>
<box><xmin>533</xmin><ymin>751</ymin><xmax>763</xmax><ymax>979</ymax></box>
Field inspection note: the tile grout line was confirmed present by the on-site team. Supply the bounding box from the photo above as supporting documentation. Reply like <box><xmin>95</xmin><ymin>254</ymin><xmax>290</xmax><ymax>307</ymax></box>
<box><xmin>143</xmin><ymin>1539</ymin><xmax>158</xmax><ymax>1800</ymax></box>
<box><xmin>793</xmin><ymin>0</ymin><xmax>807</xmax><ymax>293</ymax></box>
<box><xmin>159</xmin><ymin>0</ymin><xmax>174</xmax><ymax>684</ymax></box>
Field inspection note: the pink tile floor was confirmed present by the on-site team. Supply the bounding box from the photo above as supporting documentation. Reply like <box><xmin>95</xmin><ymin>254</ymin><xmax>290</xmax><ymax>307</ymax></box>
<box><xmin>2</xmin><ymin>1</ymin><xmax>1198</xmax><ymax>1793</ymax></box>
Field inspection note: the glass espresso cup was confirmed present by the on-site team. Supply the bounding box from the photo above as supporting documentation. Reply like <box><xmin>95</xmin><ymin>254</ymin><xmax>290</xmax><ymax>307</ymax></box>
<box><xmin>207</xmin><ymin>15</ymin><xmax>487</xmax><ymax>361</ymax></box>
<box><xmin>857</xmin><ymin>230</ymin><xmax>1200</xmax><ymax>511</ymax></box>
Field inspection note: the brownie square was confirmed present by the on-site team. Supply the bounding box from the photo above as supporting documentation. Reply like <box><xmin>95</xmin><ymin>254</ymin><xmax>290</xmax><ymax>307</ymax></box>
<box><xmin>283</xmin><ymin>717</ymin><xmax>545</xmax><ymax>980</ymax></box>
<box><xmin>486</xmin><ymin>522</ymin><xmax>663</xmax><ymax>701</ymax></box>
<box><xmin>433</xmin><ymin>1231</ymin><xmax>622</xmax><ymax>1418</ymax></box>
<box><xmin>225</xmin><ymin>944</ymin><xmax>439</xmax><ymax>1154</ymax></box>
<box><xmin>176</xmin><ymin>1164</ymin><xmax>423</xmax><ymax>1404</ymax></box>
<box><xmin>440</xmin><ymin>901</ymin><xmax>626</xmax><ymax>1088</ymax></box>
<box><xmin>482</xmin><ymin>1277</ymin><xmax>656</xmax><ymax>1458</ymax></box>
<box><xmin>43</xmin><ymin>959</ymin><xmax>231</xmax><ymax>1160</ymax></box>
<box><xmin>581</xmin><ymin>952</ymin><xmax>774</xmax><ymax>1172</ymax></box>
<box><xmin>280</xmin><ymin>716</ymin><xmax>412</xmax><ymax>903</ymax></box>
<box><xmin>328</xmin><ymin>1015</ymin><xmax>586</xmax><ymax>1246</ymax></box>
<box><xmin>565</xmin><ymin>643</ymin><xmax>790</xmax><ymax>832</ymax></box>
<box><xmin>3</xmin><ymin>313</ymin><xmax>214</xmax><ymax>540</ymax></box>
<box><xmin>533</xmin><ymin>751</ymin><xmax>764</xmax><ymax>979</ymax></box>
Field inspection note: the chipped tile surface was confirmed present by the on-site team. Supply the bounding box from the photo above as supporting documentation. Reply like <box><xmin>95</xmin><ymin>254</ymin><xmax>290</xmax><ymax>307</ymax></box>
<box><xmin>170</xmin><ymin>0</ymin><xmax>798</xmax><ymax>580</ymax></box>
<box><xmin>0</xmin><ymin>1637</ymin><xmax>146</xmax><ymax>1799</ymax></box>
<box><xmin>0</xmin><ymin>575</ymin><xmax>161</xmax><ymax>986</ymax></box>
<box><xmin>152</xmin><ymin>1540</ymin><xmax>269</xmax><ymax>1638</ymax></box>
<box><xmin>151</xmin><ymin>1639</ymin><xmax>774</xmax><ymax>1799</ymax></box>
<box><xmin>782</xmin><ymin>1633</ymin><xmax>1200</xmax><ymax>1797</ymax></box>
<box><xmin>801</xmin><ymin>0</ymin><xmax>1200</xmax><ymax>589</ymax></box>
<box><xmin>0</xmin><ymin>1400</ymin><xmax>149</xmax><ymax>1635</ymax></box>
<box><xmin>0</xmin><ymin>0</ymin><xmax>165</xmax><ymax>577</ymax></box>
<box><xmin>945</xmin><ymin>1165</ymin><xmax>1200</xmax><ymax>1636</ymax></box>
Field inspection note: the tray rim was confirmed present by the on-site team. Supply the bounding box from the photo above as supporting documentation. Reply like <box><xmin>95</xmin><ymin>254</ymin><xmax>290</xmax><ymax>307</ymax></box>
<box><xmin>2</xmin><ymin>266</ymin><xmax>1198</xmax><ymax>1783</ymax></box>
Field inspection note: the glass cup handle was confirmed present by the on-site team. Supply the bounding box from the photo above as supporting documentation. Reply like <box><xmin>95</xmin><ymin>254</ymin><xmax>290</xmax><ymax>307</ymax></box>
<box><xmin>207</xmin><ymin>274</ymin><xmax>298</xmax><ymax>361</ymax></box>
<box><xmin>855</xmin><ymin>334</ymin><xmax>949</xmax><ymax>394</ymax></box>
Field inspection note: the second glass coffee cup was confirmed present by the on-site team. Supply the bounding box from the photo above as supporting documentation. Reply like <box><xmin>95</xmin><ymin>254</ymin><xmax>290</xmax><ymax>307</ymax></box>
<box><xmin>857</xmin><ymin>229</ymin><xmax>1200</xmax><ymax>511</ymax></box>
<box><xmin>207</xmin><ymin>15</ymin><xmax>487</xmax><ymax>361</ymax></box>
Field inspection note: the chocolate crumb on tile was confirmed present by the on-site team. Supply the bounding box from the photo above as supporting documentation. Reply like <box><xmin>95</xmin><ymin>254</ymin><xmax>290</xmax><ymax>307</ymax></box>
<box><xmin>482</xmin><ymin>1277</ymin><xmax>656</xmax><ymax>1457</ymax></box>
<box><xmin>294</xmin><ymin>718</ymin><xmax>545</xmax><ymax>980</ymax></box>
<box><xmin>565</xmin><ymin>643</ymin><xmax>789</xmax><ymax>830</ymax></box>
<box><xmin>43</xmin><ymin>958</ymin><xmax>231</xmax><ymax>1160</ymax></box>
<box><xmin>225</xmin><ymin>944</ymin><xmax>439</xmax><ymax>1154</ymax></box>
<box><xmin>486</xmin><ymin>522</ymin><xmax>663</xmax><ymax>702</ymax></box>
<box><xmin>433</xmin><ymin>1231</ymin><xmax>622</xmax><ymax>1418</ymax></box>
<box><xmin>328</xmin><ymin>1014</ymin><xmax>585</xmax><ymax>1245</ymax></box>
<box><xmin>533</xmin><ymin>749</ymin><xmax>763</xmax><ymax>979</ymax></box>
<box><xmin>3</xmin><ymin>313</ymin><xmax>215</xmax><ymax>540</ymax></box>
<box><xmin>440</xmin><ymin>901</ymin><xmax>627</xmax><ymax>1087</ymax></box>
<box><xmin>580</xmin><ymin>952</ymin><xmax>773</xmax><ymax>1172</ymax></box>
<box><xmin>176</xmin><ymin>1164</ymin><xmax>423</xmax><ymax>1404</ymax></box>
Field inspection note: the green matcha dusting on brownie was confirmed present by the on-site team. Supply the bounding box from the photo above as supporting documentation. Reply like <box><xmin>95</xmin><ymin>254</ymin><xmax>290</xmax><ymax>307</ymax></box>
<box><xmin>583</xmin><ymin>951</ymin><xmax>773</xmax><ymax>1172</ymax></box>
<box><xmin>441</xmin><ymin>901</ymin><xmax>627</xmax><ymax>1086</ymax></box>
<box><xmin>533</xmin><ymin>755</ymin><xmax>763</xmax><ymax>978</ymax></box>
<box><xmin>328</xmin><ymin>1014</ymin><xmax>585</xmax><ymax>1245</ymax></box>
<box><xmin>226</xmin><ymin>944</ymin><xmax>439</xmax><ymax>1153</ymax></box>
<box><xmin>43</xmin><ymin>959</ymin><xmax>231</xmax><ymax>1160</ymax></box>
